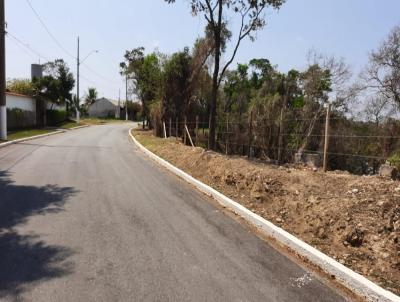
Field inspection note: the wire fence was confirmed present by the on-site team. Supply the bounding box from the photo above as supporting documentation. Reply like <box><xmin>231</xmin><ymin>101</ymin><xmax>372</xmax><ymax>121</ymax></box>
<box><xmin>156</xmin><ymin>109</ymin><xmax>400</xmax><ymax>175</ymax></box>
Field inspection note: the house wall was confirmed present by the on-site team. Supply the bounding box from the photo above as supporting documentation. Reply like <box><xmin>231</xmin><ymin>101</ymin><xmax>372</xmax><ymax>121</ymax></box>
<box><xmin>6</xmin><ymin>94</ymin><xmax>36</xmax><ymax>112</ymax></box>
<box><xmin>88</xmin><ymin>99</ymin><xmax>117</xmax><ymax>118</ymax></box>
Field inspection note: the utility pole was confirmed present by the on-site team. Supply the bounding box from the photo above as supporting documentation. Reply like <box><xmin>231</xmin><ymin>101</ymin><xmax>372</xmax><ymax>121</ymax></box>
<box><xmin>117</xmin><ymin>89</ymin><xmax>121</xmax><ymax>119</ymax></box>
<box><xmin>0</xmin><ymin>0</ymin><xmax>6</xmax><ymax>140</ymax></box>
<box><xmin>125</xmin><ymin>75</ymin><xmax>128</xmax><ymax>121</ymax></box>
<box><xmin>76</xmin><ymin>36</ymin><xmax>80</xmax><ymax>124</ymax></box>
<box><xmin>323</xmin><ymin>104</ymin><xmax>331</xmax><ymax>172</ymax></box>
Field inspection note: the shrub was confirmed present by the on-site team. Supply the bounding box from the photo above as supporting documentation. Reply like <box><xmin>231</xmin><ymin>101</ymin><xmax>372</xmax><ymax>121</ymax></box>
<box><xmin>388</xmin><ymin>153</ymin><xmax>400</xmax><ymax>170</ymax></box>
<box><xmin>46</xmin><ymin>110</ymin><xmax>67</xmax><ymax>126</ymax></box>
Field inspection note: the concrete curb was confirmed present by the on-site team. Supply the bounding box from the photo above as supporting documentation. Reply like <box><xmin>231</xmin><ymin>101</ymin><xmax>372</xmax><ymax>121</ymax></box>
<box><xmin>68</xmin><ymin>124</ymin><xmax>89</xmax><ymax>130</ymax></box>
<box><xmin>129</xmin><ymin>128</ymin><xmax>400</xmax><ymax>302</ymax></box>
<box><xmin>0</xmin><ymin>130</ymin><xmax>65</xmax><ymax>149</ymax></box>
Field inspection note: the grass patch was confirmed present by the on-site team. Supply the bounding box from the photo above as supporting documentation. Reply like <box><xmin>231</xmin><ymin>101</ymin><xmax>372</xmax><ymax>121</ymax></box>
<box><xmin>2</xmin><ymin>128</ymin><xmax>56</xmax><ymax>142</ymax></box>
<box><xmin>80</xmin><ymin>117</ymin><xmax>128</xmax><ymax>125</ymax></box>
<box><xmin>132</xmin><ymin>129</ymin><xmax>169</xmax><ymax>153</ymax></box>
<box><xmin>57</xmin><ymin>121</ymin><xmax>84</xmax><ymax>129</ymax></box>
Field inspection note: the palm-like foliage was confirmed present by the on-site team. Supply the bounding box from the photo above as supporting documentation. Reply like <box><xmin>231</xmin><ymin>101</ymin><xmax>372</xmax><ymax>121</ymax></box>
<box><xmin>84</xmin><ymin>87</ymin><xmax>98</xmax><ymax>107</ymax></box>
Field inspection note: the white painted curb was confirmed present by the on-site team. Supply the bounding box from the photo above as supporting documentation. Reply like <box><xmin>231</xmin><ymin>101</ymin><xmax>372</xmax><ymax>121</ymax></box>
<box><xmin>129</xmin><ymin>128</ymin><xmax>400</xmax><ymax>302</ymax></box>
<box><xmin>69</xmin><ymin>124</ymin><xmax>89</xmax><ymax>130</ymax></box>
<box><xmin>0</xmin><ymin>130</ymin><xmax>65</xmax><ymax>149</ymax></box>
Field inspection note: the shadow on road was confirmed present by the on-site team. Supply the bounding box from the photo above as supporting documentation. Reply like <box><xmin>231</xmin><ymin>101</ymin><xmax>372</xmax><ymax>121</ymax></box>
<box><xmin>0</xmin><ymin>170</ymin><xmax>77</xmax><ymax>299</ymax></box>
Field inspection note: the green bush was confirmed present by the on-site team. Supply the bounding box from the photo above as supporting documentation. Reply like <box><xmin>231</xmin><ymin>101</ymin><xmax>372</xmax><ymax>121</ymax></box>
<box><xmin>46</xmin><ymin>110</ymin><xmax>67</xmax><ymax>126</ymax></box>
<box><xmin>388</xmin><ymin>153</ymin><xmax>400</xmax><ymax>170</ymax></box>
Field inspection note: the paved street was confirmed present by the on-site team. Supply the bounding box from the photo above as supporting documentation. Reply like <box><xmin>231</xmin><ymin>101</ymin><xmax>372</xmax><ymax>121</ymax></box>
<box><xmin>0</xmin><ymin>123</ymin><xmax>349</xmax><ymax>301</ymax></box>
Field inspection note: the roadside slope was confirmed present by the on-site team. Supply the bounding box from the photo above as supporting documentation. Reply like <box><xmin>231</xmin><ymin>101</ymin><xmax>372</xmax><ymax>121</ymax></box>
<box><xmin>132</xmin><ymin>129</ymin><xmax>400</xmax><ymax>297</ymax></box>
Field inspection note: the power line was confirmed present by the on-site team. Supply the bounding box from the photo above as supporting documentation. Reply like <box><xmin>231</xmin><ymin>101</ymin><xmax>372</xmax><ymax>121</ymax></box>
<box><xmin>23</xmin><ymin>0</ymin><xmax>121</xmax><ymax>94</ymax></box>
<box><xmin>6</xmin><ymin>35</ymin><xmax>37</xmax><ymax>61</ymax></box>
<box><xmin>81</xmin><ymin>62</ymin><xmax>121</xmax><ymax>86</ymax></box>
<box><xmin>6</xmin><ymin>31</ymin><xmax>50</xmax><ymax>62</ymax></box>
<box><xmin>25</xmin><ymin>0</ymin><xmax>76</xmax><ymax>59</ymax></box>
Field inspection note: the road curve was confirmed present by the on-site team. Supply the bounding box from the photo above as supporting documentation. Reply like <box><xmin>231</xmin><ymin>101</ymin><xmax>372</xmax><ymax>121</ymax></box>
<box><xmin>0</xmin><ymin>123</ymin><xmax>349</xmax><ymax>302</ymax></box>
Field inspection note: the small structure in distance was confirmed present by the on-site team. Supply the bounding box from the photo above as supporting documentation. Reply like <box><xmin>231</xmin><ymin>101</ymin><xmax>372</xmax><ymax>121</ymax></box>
<box><xmin>88</xmin><ymin>97</ymin><xmax>124</xmax><ymax>118</ymax></box>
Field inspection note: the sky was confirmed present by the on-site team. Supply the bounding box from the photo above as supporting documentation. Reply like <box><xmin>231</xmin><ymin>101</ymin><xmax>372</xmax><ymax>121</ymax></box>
<box><xmin>6</xmin><ymin>0</ymin><xmax>400</xmax><ymax>100</ymax></box>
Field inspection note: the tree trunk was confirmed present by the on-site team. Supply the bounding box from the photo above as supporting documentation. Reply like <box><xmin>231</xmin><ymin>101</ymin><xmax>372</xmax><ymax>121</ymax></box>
<box><xmin>208</xmin><ymin>0</ymin><xmax>223</xmax><ymax>151</ymax></box>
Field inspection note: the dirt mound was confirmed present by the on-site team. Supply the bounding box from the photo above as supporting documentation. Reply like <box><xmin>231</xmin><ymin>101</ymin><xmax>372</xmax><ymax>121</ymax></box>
<box><xmin>134</xmin><ymin>130</ymin><xmax>400</xmax><ymax>296</ymax></box>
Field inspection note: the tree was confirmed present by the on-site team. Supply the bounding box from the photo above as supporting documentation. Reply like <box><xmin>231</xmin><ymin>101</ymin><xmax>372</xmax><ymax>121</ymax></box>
<box><xmin>42</xmin><ymin>59</ymin><xmax>75</xmax><ymax>106</ymax></box>
<box><xmin>120</xmin><ymin>48</ymin><xmax>163</xmax><ymax>128</ymax></box>
<box><xmin>6</xmin><ymin>78</ymin><xmax>35</xmax><ymax>96</ymax></box>
<box><xmin>163</xmin><ymin>47</ymin><xmax>192</xmax><ymax>121</ymax></box>
<box><xmin>33</xmin><ymin>59</ymin><xmax>75</xmax><ymax>111</ymax></box>
<box><xmin>364</xmin><ymin>95</ymin><xmax>396</xmax><ymax>126</ymax></box>
<box><xmin>362</xmin><ymin>25</ymin><xmax>400</xmax><ymax>107</ymax></box>
<box><xmin>84</xmin><ymin>87</ymin><xmax>98</xmax><ymax>107</ymax></box>
<box><xmin>306</xmin><ymin>50</ymin><xmax>352</xmax><ymax>112</ymax></box>
<box><xmin>165</xmin><ymin>0</ymin><xmax>285</xmax><ymax>150</ymax></box>
<box><xmin>223</xmin><ymin>63</ymin><xmax>251</xmax><ymax>117</ymax></box>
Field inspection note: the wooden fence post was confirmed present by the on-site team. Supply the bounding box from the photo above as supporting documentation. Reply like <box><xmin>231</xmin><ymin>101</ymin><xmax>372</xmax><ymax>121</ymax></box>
<box><xmin>169</xmin><ymin>118</ymin><xmax>172</xmax><ymax>137</ymax></box>
<box><xmin>248</xmin><ymin>110</ymin><xmax>253</xmax><ymax>158</ymax></box>
<box><xmin>277</xmin><ymin>107</ymin><xmax>284</xmax><ymax>163</ymax></box>
<box><xmin>323</xmin><ymin>104</ymin><xmax>331</xmax><ymax>172</ymax></box>
<box><xmin>208</xmin><ymin>115</ymin><xmax>211</xmax><ymax>149</ymax></box>
<box><xmin>175</xmin><ymin>117</ymin><xmax>178</xmax><ymax>140</ymax></box>
<box><xmin>226</xmin><ymin>114</ymin><xmax>229</xmax><ymax>155</ymax></box>
<box><xmin>195</xmin><ymin>115</ymin><xmax>199</xmax><ymax>146</ymax></box>
<box><xmin>185</xmin><ymin>125</ymin><xmax>195</xmax><ymax>147</ymax></box>
<box><xmin>184</xmin><ymin>115</ymin><xmax>187</xmax><ymax>145</ymax></box>
<box><xmin>163</xmin><ymin>121</ymin><xmax>167</xmax><ymax>138</ymax></box>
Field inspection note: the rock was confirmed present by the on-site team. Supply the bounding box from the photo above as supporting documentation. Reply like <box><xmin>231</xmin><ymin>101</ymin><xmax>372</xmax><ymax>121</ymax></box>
<box><xmin>308</xmin><ymin>195</ymin><xmax>320</xmax><ymax>204</ymax></box>
<box><xmin>394</xmin><ymin>220</ymin><xmax>400</xmax><ymax>231</ymax></box>
<box><xmin>225</xmin><ymin>174</ymin><xmax>236</xmax><ymax>185</ymax></box>
<box><xmin>345</xmin><ymin>227</ymin><xmax>365</xmax><ymax>247</ymax></box>
<box><xmin>395</xmin><ymin>187</ymin><xmax>400</xmax><ymax>193</ymax></box>
<box><xmin>312</xmin><ymin>167</ymin><xmax>318</xmax><ymax>172</ymax></box>
<box><xmin>381</xmin><ymin>252</ymin><xmax>390</xmax><ymax>259</ymax></box>
<box><xmin>317</xmin><ymin>227</ymin><xmax>327</xmax><ymax>239</ymax></box>
<box><xmin>250</xmin><ymin>189</ymin><xmax>262</xmax><ymax>200</ymax></box>
<box><xmin>295</xmin><ymin>152</ymin><xmax>322</xmax><ymax>168</ymax></box>
<box><xmin>351</xmin><ymin>188</ymin><xmax>359</xmax><ymax>194</ymax></box>
<box><xmin>379</xmin><ymin>164</ymin><xmax>399</xmax><ymax>180</ymax></box>
<box><xmin>276</xmin><ymin>217</ymin><xmax>283</xmax><ymax>223</ymax></box>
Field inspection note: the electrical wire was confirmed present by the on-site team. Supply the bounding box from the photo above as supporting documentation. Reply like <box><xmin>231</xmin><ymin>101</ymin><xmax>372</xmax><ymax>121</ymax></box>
<box><xmin>6</xmin><ymin>31</ymin><xmax>50</xmax><ymax>62</ymax></box>
<box><xmin>25</xmin><ymin>0</ymin><xmax>122</xmax><ymax>91</ymax></box>
<box><xmin>25</xmin><ymin>0</ymin><xmax>76</xmax><ymax>59</ymax></box>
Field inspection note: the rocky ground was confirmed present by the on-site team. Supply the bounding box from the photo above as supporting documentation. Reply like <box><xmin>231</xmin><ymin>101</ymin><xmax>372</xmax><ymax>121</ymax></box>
<box><xmin>133</xmin><ymin>129</ymin><xmax>400</xmax><ymax>296</ymax></box>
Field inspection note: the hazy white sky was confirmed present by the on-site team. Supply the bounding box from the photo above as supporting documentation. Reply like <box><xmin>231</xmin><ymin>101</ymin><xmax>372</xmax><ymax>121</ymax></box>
<box><xmin>6</xmin><ymin>0</ymin><xmax>400</xmax><ymax>100</ymax></box>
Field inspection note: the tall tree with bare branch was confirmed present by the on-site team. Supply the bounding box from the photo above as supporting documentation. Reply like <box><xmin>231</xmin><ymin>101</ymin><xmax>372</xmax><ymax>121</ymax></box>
<box><xmin>164</xmin><ymin>0</ymin><xmax>285</xmax><ymax>149</ymax></box>
<box><xmin>362</xmin><ymin>25</ymin><xmax>400</xmax><ymax>107</ymax></box>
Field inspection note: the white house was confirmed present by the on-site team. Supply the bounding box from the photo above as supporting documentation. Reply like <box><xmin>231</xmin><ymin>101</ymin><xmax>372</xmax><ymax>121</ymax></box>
<box><xmin>6</xmin><ymin>92</ymin><xmax>36</xmax><ymax>112</ymax></box>
<box><xmin>88</xmin><ymin>97</ymin><xmax>124</xmax><ymax>118</ymax></box>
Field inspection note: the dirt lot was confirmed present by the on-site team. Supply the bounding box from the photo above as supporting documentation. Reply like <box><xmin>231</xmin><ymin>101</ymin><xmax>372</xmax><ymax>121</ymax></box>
<box><xmin>133</xmin><ymin>129</ymin><xmax>400</xmax><ymax>296</ymax></box>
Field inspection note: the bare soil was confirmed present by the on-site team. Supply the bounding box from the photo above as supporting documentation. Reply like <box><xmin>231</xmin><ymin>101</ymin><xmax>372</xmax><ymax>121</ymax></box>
<box><xmin>133</xmin><ymin>129</ymin><xmax>400</xmax><ymax>296</ymax></box>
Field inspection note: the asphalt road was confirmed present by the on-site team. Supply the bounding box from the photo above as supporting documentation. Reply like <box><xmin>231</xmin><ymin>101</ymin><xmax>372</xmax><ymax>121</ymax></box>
<box><xmin>0</xmin><ymin>123</ymin><xmax>350</xmax><ymax>302</ymax></box>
